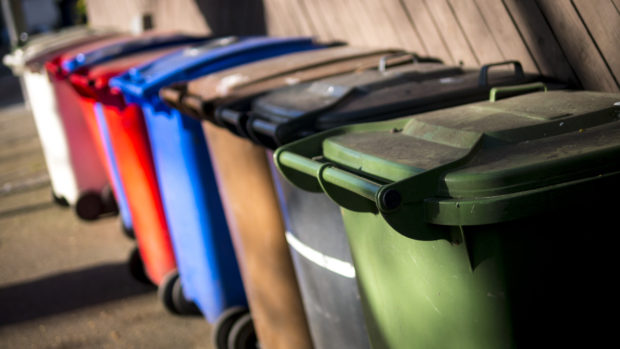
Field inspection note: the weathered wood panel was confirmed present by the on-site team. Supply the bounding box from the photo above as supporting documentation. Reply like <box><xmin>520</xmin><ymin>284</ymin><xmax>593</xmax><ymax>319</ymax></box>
<box><xmin>85</xmin><ymin>0</ymin><xmax>620</xmax><ymax>92</ymax></box>
<box><xmin>424</xmin><ymin>0</ymin><xmax>478</xmax><ymax>66</ymax></box>
<box><xmin>401</xmin><ymin>0</ymin><xmax>454</xmax><ymax>63</ymax></box>
<box><xmin>537</xmin><ymin>0</ymin><xmax>618</xmax><ymax>91</ymax></box>
<box><xmin>503</xmin><ymin>0</ymin><xmax>578</xmax><ymax>84</ymax></box>
<box><xmin>473</xmin><ymin>0</ymin><xmax>539</xmax><ymax>72</ymax></box>
<box><xmin>573</xmin><ymin>0</ymin><xmax>620</xmax><ymax>86</ymax></box>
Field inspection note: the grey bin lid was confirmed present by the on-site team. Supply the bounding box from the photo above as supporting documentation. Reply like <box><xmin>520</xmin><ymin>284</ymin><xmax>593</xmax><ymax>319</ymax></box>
<box><xmin>251</xmin><ymin>60</ymin><xmax>549</xmax><ymax>148</ymax></box>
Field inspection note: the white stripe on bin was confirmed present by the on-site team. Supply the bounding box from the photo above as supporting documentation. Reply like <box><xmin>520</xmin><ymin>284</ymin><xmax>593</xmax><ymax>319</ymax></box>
<box><xmin>285</xmin><ymin>231</ymin><xmax>356</xmax><ymax>279</ymax></box>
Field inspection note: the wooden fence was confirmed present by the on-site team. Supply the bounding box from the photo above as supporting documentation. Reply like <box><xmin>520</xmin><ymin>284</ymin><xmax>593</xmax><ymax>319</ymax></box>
<box><xmin>86</xmin><ymin>0</ymin><xmax>619</xmax><ymax>92</ymax></box>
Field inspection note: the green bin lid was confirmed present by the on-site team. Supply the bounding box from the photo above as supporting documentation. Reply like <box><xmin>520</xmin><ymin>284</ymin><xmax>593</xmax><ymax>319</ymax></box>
<box><xmin>275</xmin><ymin>90</ymin><xmax>620</xmax><ymax>230</ymax></box>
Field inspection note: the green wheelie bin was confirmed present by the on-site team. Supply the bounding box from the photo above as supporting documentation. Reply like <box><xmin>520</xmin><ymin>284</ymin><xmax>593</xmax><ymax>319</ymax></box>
<box><xmin>275</xmin><ymin>88</ymin><xmax>620</xmax><ymax>348</ymax></box>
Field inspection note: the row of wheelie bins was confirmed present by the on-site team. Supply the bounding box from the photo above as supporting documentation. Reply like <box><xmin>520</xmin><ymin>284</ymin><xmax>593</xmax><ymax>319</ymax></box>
<box><xmin>4</xmin><ymin>26</ymin><xmax>619</xmax><ymax>349</ymax></box>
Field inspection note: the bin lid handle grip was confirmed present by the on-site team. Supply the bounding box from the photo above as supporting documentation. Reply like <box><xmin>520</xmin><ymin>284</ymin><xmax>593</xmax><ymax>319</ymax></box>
<box><xmin>478</xmin><ymin>60</ymin><xmax>524</xmax><ymax>87</ymax></box>
<box><xmin>378</xmin><ymin>52</ymin><xmax>420</xmax><ymax>72</ymax></box>
<box><xmin>489</xmin><ymin>82</ymin><xmax>547</xmax><ymax>102</ymax></box>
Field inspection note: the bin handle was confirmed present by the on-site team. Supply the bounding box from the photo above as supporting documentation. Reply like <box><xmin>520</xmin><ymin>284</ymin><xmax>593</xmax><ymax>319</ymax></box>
<box><xmin>278</xmin><ymin>151</ymin><xmax>384</xmax><ymax>208</ymax></box>
<box><xmin>478</xmin><ymin>60</ymin><xmax>524</xmax><ymax>87</ymax></box>
<box><xmin>378</xmin><ymin>52</ymin><xmax>419</xmax><ymax>72</ymax></box>
<box><xmin>489</xmin><ymin>82</ymin><xmax>547</xmax><ymax>102</ymax></box>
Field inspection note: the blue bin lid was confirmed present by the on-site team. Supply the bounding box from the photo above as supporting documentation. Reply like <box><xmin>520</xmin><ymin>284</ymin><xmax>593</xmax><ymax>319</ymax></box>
<box><xmin>61</xmin><ymin>32</ymin><xmax>209</xmax><ymax>73</ymax></box>
<box><xmin>109</xmin><ymin>36</ymin><xmax>321</xmax><ymax>99</ymax></box>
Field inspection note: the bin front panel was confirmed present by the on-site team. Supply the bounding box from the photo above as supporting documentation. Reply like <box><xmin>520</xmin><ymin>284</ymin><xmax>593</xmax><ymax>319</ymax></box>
<box><xmin>21</xmin><ymin>70</ymin><xmax>78</xmax><ymax>203</ymax></box>
<box><xmin>47</xmin><ymin>73</ymin><xmax>109</xmax><ymax>200</ymax></box>
<box><xmin>272</xmin><ymin>169</ymin><xmax>371</xmax><ymax>349</ymax></box>
<box><xmin>203</xmin><ymin>123</ymin><xmax>313</xmax><ymax>349</ymax></box>
<box><xmin>342</xmin><ymin>208</ymin><xmax>513</xmax><ymax>349</ymax></box>
<box><xmin>93</xmin><ymin>103</ymin><xmax>133</xmax><ymax>230</ymax></box>
<box><xmin>141</xmin><ymin>102</ymin><xmax>246</xmax><ymax>321</ymax></box>
<box><xmin>102</xmin><ymin>102</ymin><xmax>175</xmax><ymax>284</ymax></box>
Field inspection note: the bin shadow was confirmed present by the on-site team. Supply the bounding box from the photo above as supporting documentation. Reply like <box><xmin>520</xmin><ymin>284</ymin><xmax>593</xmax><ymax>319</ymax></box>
<box><xmin>194</xmin><ymin>0</ymin><xmax>267</xmax><ymax>36</ymax></box>
<box><xmin>0</xmin><ymin>262</ymin><xmax>155</xmax><ymax>327</ymax></box>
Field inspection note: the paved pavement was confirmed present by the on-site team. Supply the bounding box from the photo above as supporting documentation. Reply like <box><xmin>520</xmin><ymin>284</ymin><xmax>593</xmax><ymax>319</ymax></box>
<box><xmin>0</xmin><ymin>75</ymin><xmax>214</xmax><ymax>349</ymax></box>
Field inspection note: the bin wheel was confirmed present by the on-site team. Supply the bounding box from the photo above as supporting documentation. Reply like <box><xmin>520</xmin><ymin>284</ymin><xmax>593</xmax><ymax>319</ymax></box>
<box><xmin>212</xmin><ymin>307</ymin><xmax>248</xmax><ymax>349</ymax></box>
<box><xmin>75</xmin><ymin>191</ymin><xmax>103</xmax><ymax>221</ymax></box>
<box><xmin>227</xmin><ymin>313</ymin><xmax>257</xmax><ymax>349</ymax></box>
<box><xmin>121</xmin><ymin>221</ymin><xmax>135</xmax><ymax>240</ymax></box>
<box><xmin>100</xmin><ymin>185</ymin><xmax>119</xmax><ymax>215</ymax></box>
<box><xmin>158</xmin><ymin>270</ymin><xmax>181</xmax><ymax>315</ymax></box>
<box><xmin>128</xmin><ymin>247</ymin><xmax>152</xmax><ymax>285</ymax></box>
<box><xmin>51</xmin><ymin>190</ymin><xmax>69</xmax><ymax>207</ymax></box>
<box><xmin>171</xmin><ymin>275</ymin><xmax>201</xmax><ymax>315</ymax></box>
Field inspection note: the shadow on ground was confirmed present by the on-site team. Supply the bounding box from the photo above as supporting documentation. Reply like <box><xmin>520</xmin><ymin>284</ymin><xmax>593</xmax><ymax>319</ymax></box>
<box><xmin>0</xmin><ymin>262</ymin><xmax>156</xmax><ymax>327</ymax></box>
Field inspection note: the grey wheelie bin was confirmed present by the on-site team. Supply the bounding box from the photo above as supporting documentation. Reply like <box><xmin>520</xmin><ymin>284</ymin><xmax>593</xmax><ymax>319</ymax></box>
<box><xmin>275</xmin><ymin>89</ymin><xmax>620</xmax><ymax>348</ymax></box>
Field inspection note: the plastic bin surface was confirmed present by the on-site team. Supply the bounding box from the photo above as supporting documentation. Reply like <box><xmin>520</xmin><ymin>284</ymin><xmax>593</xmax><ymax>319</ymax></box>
<box><xmin>68</xmin><ymin>46</ymin><xmax>185</xmax><ymax>234</ymax></box>
<box><xmin>206</xmin><ymin>59</ymin><xmax>555</xmax><ymax>349</ymax></box>
<box><xmin>250</xmin><ymin>60</ymin><xmax>556</xmax><ymax>147</ymax></box>
<box><xmin>50</xmin><ymin>34</ymin><xmax>210</xmax><ymax>282</ymax></box>
<box><xmin>275</xmin><ymin>90</ymin><xmax>620</xmax><ymax>348</ymax></box>
<box><xmin>3</xmin><ymin>28</ymin><xmax>119</xmax><ymax>206</ymax></box>
<box><xmin>109</xmin><ymin>36</ymin><xmax>321</xmax><ymax>323</ymax></box>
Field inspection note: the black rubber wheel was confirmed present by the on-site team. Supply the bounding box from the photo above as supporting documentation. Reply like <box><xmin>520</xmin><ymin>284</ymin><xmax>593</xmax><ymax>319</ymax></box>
<box><xmin>121</xmin><ymin>221</ymin><xmax>136</xmax><ymax>240</ymax></box>
<box><xmin>75</xmin><ymin>191</ymin><xmax>103</xmax><ymax>220</ymax></box>
<box><xmin>158</xmin><ymin>270</ymin><xmax>180</xmax><ymax>315</ymax></box>
<box><xmin>212</xmin><ymin>307</ymin><xmax>248</xmax><ymax>349</ymax></box>
<box><xmin>51</xmin><ymin>189</ymin><xmax>69</xmax><ymax>207</ymax></box>
<box><xmin>128</xmin><ymin>247</ymin><xmax>152</xmax><ymax>285</ymax></box>
<box><xmin>100</xmin><ymin>185</ymin><xmax>119</xmax><ymax>215</ymax></box>
<box><xmin>171</xmin><ymin>275</ymin><xmax>201</xmax><ymax>315</ymax></box>
<box><xmin>227</xmin><ymin>313</ymin><xmax>257</xmax><ymax>349</ymax></box>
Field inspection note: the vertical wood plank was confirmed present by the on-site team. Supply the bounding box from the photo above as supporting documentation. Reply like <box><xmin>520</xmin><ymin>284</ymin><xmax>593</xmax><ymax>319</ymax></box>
<box><xmin>284</xmin><ymin>0</ymin><xmax>318</xmax><ymax>36</ymax></box>
<box><xmin>503</xmin><ymin>0</ymin><xmax>578</xmax><ymax>84</ymax></box>
<box><xmin>273</xmin><ymin>0</ymin><xmax>313</xmax><ymax>35</ymax></box>
<box><xmin>423</xmin><ymin>0</ymin><xmax>479</xmax><ymax>66</ymax></box>
<box><xmin>375</xmin><ymin>0</ymin><xmax>427</xmax><ymax>52</ymax></box>
<box><xmin>263</xmin><ymin>0</ymin><xmax>291</xmax><ymax>35</ymax></box>
<box><xmin>473</xmin><ymin>0</ymin><xmax>539</xmax><ymax>72</ymax></box>
<box><xmin>350</xmin><ymin>0</ymin><xmax>400</xmax><ymax>47</ymax></box>
<box><xmin>299</xmin><ymin>0</ymin><xmax>335</xmax><ymax>40</ymax></box>
<box><xmin>537</xmin><ymin>0</ymin><xmax>618</xmax><ymax>91</ymax></box>
<box><xmin>339</xmin><ymin>0</ymin><xmax>378</xmax><ymax>46</ymax></box>
<box><xmin>401</xmin><ymin>0</ymin><xmax>455</xmax><ymax>63</ymax></box>
<box><xmin>344</xmin><ymin>0</ymin><xmax>387</xmax><ymax>46</ymax></box>
<box><xmin>315</xmin><ymin>0</ymin><xmax>349</xmax><ymax>42</ymax></box>
<box><xmin>448</xmin><ymin>0</ymin><xmax>505</xmax><ymax>64</ymax></box>
<box><xmin>573</xmin><ymin>0</ymin><xmax>620</xmax><ymax>86</ymax></box>
<box><xmin>154</xmin><ymin>0</ymin><xmax>208</xmax><ymax>34</ymax></box>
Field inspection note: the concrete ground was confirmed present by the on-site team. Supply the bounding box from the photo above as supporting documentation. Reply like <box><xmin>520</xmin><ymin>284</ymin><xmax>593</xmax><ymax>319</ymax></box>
<box><xmin>0</xmin><ymin>75</ymin><xmax>214</xmax><ymax>348</ymax></box>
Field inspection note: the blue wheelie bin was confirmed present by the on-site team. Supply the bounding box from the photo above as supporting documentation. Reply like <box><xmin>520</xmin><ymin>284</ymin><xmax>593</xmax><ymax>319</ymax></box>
<box><xmin>109</xmin><ymin>37</ymin><xmax>324</xmax><ymax>348</ymax></box>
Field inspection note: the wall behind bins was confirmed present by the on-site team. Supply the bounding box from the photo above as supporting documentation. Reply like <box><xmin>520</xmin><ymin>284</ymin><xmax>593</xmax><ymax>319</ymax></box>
<box><xmin>86</xmin><ymin>0</ymin><xmax>619</xmax><ymax>92</ymax></box>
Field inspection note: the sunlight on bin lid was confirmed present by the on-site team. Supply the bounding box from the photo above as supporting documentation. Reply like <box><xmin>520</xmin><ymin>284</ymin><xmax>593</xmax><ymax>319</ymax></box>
<box><xmin>58</xmin><ymin>31</ymin><xmax>206</xmax><ymax>73</ymax></box>
<box><xmin>275</xmin><ymin>90</ymin><xmax>620</xmax><ymax>226</ymax></box>
<box><xmin>109</xmin><ymin>36</ymin><xmax>319</xmax><ymax>98</ymax></box>
<box><xmin>2</xmin><ymin>26</ymin><xmax>118</xmax><ymax>73</ymax></box>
